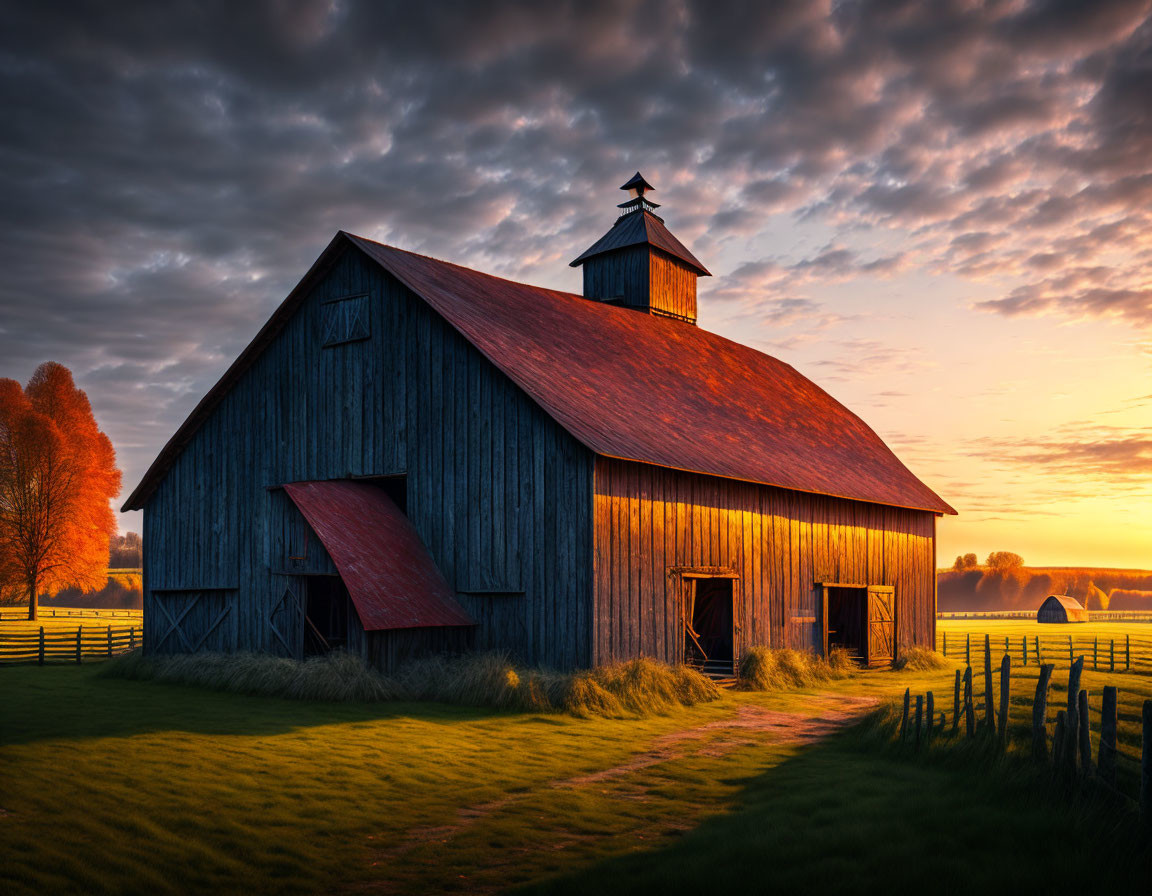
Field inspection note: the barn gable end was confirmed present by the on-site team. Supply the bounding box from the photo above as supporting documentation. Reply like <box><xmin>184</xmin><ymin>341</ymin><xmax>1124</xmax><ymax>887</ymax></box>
<box><xmin>143</xmin><ymin>245</ymin><xmax>594</xmax><ymax>669</ymax></box>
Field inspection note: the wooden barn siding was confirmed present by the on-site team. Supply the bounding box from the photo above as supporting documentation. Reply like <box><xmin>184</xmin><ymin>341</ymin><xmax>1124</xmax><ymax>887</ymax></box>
<box><xmin>582</xmin><ymin>248</ymin><xmax>697</xmax><ymax>322</ymax></box>
<box><xmin>148</xmin><ymin>589</ymin><xmax>238</xmax><ymax>654</ymax></box>
<box><xmin>364</xmin><ymin>626</ymin><xmax>474</xmax><ymax>673</ymax></box>
<box><xmin>143</xmin><ymin>246</ymin><xmax>593</xmax><ymax>668</ymax></box>
<box><xmin>591</xmin><ymin>458</ymin><xmax>936</xmax><ymax>665</ymax></box>
<box><xmin>582</xmin><ymin>246</ymin><xmax>649</xmax><ymax>308</ymax></box>
<box><xmin>648</xmin><ymin>253</ymin><xmax>697</xmax><ymax>322</ymax></box>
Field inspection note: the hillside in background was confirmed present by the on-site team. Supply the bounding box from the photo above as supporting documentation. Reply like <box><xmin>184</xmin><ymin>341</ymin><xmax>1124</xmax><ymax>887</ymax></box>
<box><xmin>938</xmin><ymin>567</ymin><xmax>1152</xmax><ymax>612</ymax></box>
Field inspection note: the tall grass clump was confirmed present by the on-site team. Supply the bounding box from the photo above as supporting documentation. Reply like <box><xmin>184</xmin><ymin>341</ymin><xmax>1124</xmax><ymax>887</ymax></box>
<box><xmin>394</xmin><ymin>652</ymin><xmax>572</xmax><ymax>712</ymax></box>
<box><xmin>100</xmin><ymin>648</ymin><xmax>402</xmax><ymax>702</ymax></box>
<box><xmin>892</xmin><ymin>646</ymin><xmax>948</xmax><ymax>671</ymax></box>
<box><xmin>738</xmin><ymin>646</ymin><xmax>854</xmax><ymax>691</ymax></box>
<box><xmin>579</xmin><ymin>658</ymin><xmax>723</xmax><ymax>717</ymax></box>
<box><xmin>103</xmin><ymin>648</ymin><xmax>722</xmax><ymax>718</ymax></box>
<box><xmin>397</xmin><ymin>653</ymin><xmax>721</xmax><ymax>718</ymax></box>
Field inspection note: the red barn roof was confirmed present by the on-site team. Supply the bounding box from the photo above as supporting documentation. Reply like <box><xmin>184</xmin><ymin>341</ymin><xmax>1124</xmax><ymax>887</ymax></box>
<box><xmin>124</xmin><ymin>232</ymin><xmax>954</xmax><ymax>515</ymax></box>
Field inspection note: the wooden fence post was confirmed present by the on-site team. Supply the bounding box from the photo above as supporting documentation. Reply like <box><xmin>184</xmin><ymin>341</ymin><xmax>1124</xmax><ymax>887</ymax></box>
<box><xmin>1142</xmin><ymin>701</ymin><xmax>1152</xmax><ymax>822</ymax></box>
<box><xmin>966</xmin><ymin>632</ymin><xmax>971</xmax><ymax>666</ymax></box>
<box><xmin>998</xmin><ymin>654</ymin><xmax>1011</xmax><ymax>744</ymax></box>
<box><xmin>984</xmin><ymin>635</ymin><xmax>994</xmax><ymax>731</ymax></box>
<box><xmin>1032</xmin><ymin>663</ymin><xmax>1054</xmax><ymax>761</ymax></box>
<box><xmin>953</xmin><ymin>670</ymin><xmax>961</xmax><ymax>735</ymax></box>
<box><xmin>900</xmin><ymin>688</ymin><xmax>910</xmax><ymax>742</ymax></box>
<box><xmin>915</xmin><ymin>695</ymin><xmax>923</xmax><ymax>749</ymax></box>
<box><xmin>75</xmin><ymin>626</ymin><xmax>82</xmax><ymax>664</ymax></box>
<box><xmin>1064</xmin><ymin>658</ymin><xmax>1083</xmax><ymax>783</ymax></box>
<box><xmin>1035</xmin><ymin>635</ymin><xmax>1041</xmax><ymax>666</ymax></box>
<box><xmin>1078</xmin><ymin>689</ymin><xmax>1091</xmax><ymax>776</ymax></box>
<box><xmin>1127</xmin><ymin>635</ymin><xmax>1131</xmax><ymax>671</ymax></box>
<box><xmin>1054</xmin><ymin>711</ymin><xmax>1066</xmax><ymax>777</ymax></box>
<box><xmin>130</xmin><ymin>627</ymin><xmax>135</xmax><ymax>649</ymax></box>
<box><xmin>38</xmin><ymin>626</ymin><xmax>45</xmax><ymax>665</ymax></box>
<box><xmin>1068</xmin><ymin>635</ymin><xmax>1073</xmax><ymax>665</ymax></box>
<box><xmin>1093</xmin><ymin>637</ymin><xmax>1098</xmax><ymax>671</ymax></box>
<box><xmin>1111</xmin><ymin>639</ymin><xmax>1115</xmax><ymax>673</ymax></box>
<box><xmin>1100</xmin><ymin>686</ymin><xmax>1118</xmax><ymax>787</ymax></box>
<box><xmin>942</xmin><ymin>632</ymin><xmax>947</xmax><ymax>657</ymax></box>
<box><xmin>1066</xmin><ymin>656</ymin><xmax>1083</xmax><ymax>744</ymax></box>
<box><xmin>964</xmin><ymin>666</ymin><xmax>975</xmax><ymax>738</ymax></box>
<box><xmin>926</xmin><ymin>691</ymin><xmax>935</xmax><ymax>745</ymax></box>
<box><xmin>1023</xmin><ymin>636</ymin><xmax>1028</xmax><ymax>666</ymax></box>
<box><xmin>106</xmin><ymin>624</ymin><xmax>112</xmax><ymax>658</ymax></box>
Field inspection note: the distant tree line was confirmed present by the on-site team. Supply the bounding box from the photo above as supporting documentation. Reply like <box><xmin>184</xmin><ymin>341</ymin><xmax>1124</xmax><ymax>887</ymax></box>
<box><xmin>110</xmin><ymin>531</ymin><xmax>141</xmax><ymax>569</ymax></box>
<box><xmin>952</xmin><ymin>551</ymin><xmax>1024</xmax><ymax>572</ymax></box>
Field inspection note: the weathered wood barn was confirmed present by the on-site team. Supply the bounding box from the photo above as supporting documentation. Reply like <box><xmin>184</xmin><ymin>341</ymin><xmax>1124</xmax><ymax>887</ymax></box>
<box><xmin>124</xmin><ymin>173</ymin><xmax>954</xmax><ymax>673</ymax></box>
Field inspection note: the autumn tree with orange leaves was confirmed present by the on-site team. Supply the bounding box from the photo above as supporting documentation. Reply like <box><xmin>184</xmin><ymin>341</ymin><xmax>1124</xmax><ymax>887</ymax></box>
<box><xmin>0</xmin><ymin>363</ymin><xmax>121</xmax><ymax>619</ymax></box>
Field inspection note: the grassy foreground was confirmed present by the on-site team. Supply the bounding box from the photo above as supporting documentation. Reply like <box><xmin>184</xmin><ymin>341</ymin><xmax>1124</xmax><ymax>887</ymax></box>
<box><xmin>1</xmin><ymin>654</ymin><xmax>1150</xmax><ymax>894</ymax></box>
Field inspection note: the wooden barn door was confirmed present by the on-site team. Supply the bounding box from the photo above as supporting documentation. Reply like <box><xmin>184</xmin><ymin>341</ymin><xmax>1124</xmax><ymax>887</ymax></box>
<box><xmin>865</xmin><ymin>586</ymin><xmax>895</xmax><ymax>667</ymax></box>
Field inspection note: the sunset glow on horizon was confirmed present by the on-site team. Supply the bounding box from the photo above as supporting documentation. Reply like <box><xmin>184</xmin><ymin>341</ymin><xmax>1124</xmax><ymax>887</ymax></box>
<box><xmin>1</xmin><ymin>1</ymin><xmax>1149</xmax><ymax>570</ymax></box>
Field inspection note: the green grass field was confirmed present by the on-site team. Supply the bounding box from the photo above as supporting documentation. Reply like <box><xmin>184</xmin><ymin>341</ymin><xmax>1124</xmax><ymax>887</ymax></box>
<box><xmin>2</xmin><ymin>634</ymin><xmax>1151</xmax><ymax>895</ymax></box>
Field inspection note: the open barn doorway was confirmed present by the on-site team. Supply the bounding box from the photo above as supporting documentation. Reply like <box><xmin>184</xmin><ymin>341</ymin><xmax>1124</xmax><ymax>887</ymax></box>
<box><xmin>825</xmin><ymin>586</ymin><xmax>867</xmax><ymax>663</ymax></box>
<box><xmin>303</xmin><ymin>576</ymin><xmax>350</xmax><ymax>656</ymax></box>
<box><xmin>821</xmin><ymin>584</ymin><xmax>895</xmax><ymax>667</ymax></box>
<box><xmin>684</xmin><ymin>578</ymin><xmax>735</xmax><ymax>677</ymax></box>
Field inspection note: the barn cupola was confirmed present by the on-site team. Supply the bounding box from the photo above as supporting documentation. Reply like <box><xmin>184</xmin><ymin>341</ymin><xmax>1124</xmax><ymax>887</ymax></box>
<box><xmin>570</xmin><ymin>172</ymin><xmax>710</xmax><ymax>324</ymax></box>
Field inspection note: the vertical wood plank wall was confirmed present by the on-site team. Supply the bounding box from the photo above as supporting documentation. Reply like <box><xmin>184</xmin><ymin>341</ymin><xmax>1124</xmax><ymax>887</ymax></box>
<box><xmin>582</xmin><ymin>248</ymin><xmax>697</xmax><ymax>322</ymax></box>
<box><xmin>591</xmin><ymin>457</ymin><xmax>937</xmax><ymax>665</ymax></box>
<box><xmin>582</xmin><ymin>246</ymin><xmax>649</xmax><ymax>307</ymax></box>
<box><xmin>647</xmin><ymin>253</ymin><xmax>697</xmax><ymax>322</ymax></box>
<box><xmin>143</xmin><ymin>246</ymin><xmax>594</xmax><ymax>670</ymax></box>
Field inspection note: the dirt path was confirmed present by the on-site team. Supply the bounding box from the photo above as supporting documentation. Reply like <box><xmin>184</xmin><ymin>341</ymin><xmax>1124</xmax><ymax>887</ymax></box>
<box><xmin>557</xmin><ymin>695</ymin><xmax>878</xmax><ymax>788</ymax></box>
<box><xmin>353</xmin><ymin>692</ymin><xmax>878</xmax><ymax>891</ymax></box>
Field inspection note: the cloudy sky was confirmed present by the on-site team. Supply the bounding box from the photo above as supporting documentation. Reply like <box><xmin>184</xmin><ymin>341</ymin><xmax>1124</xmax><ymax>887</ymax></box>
<box><xmin>2</xmin><ymin>0</ymin><xmax>1150</xmax><ymax>568</ymax></box>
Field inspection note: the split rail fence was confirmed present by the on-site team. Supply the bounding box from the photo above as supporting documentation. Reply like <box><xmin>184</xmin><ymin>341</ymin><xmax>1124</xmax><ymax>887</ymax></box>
<box><xmin>901</xmin><ymin>637</ymin><xmax>1152</xmax><ymax>822</ymax></box>
<box><xmin>0</xmin><ymin>624</ymin><xmax>142</xmax><ymax>665</ymax></box>
<box><xmin>936</xmin><ymin>630</ymin><xmax>1152</xmax><ymax>675</ymax></box>
<box><xmin>0</xmin><ymin>608</ymin><xmax>142</xmax><ymax>621</ymax></box>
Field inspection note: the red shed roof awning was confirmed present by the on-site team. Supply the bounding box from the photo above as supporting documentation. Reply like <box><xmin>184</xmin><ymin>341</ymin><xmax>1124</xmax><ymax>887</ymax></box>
<box><xmin>283</xmin><ymin>480</ymin><xmax>474</xmax><ymax>631</ymax></box>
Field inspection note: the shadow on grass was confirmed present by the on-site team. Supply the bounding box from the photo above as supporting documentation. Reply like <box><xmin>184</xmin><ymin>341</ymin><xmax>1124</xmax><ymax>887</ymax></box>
<box><xmin>513</xmin><ymin>723</ymin><xmax>1150</xmax><ymax>896</ymax></box>
<box><xmin>0</xmin><ymin>665</ymin><xmax>498</xmax><ymax>746</ymax></box>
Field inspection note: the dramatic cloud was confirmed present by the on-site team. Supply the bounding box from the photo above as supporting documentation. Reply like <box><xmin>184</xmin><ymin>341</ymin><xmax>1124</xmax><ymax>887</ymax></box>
<box><xmin>2</xmin><ymin>0</ymin><xmax>1151</xmax><ymax>541</ymax></box>
<box><xmin>963</xmin><ymin>425</ymin><xmax>1152</xmax><ymax>483</ymax></box>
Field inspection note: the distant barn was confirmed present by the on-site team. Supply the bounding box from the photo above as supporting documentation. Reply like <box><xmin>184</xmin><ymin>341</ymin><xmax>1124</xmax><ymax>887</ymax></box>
<box><xmin>124</xmin><ymin>173</ymin><xmax>955</xmax><ymax>674</ymax></box>
<box><xmin>1037</xmin><ymin>595</ymin><xmax>1089</xmax><ymax>624</ymax></box>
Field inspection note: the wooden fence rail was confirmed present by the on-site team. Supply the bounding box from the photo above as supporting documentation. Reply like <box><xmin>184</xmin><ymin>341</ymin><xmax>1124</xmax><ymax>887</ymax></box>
<box><xmin>0</xmin><ymin>625</ymin><xmax>142</xmax><ymax>664</ymax></box>
<box><xmin>937</xmin><ymin>611</ymin><xmax>1152</xmax><ymax>622</ymax></box>
<box><xmin>938</xmin><ymin>631</ymin><xmax>1142</xmax><ymax>674</ymax></box>
<box><xmin>0</xmin><ymin>608</ymin><xmax>142</xmax><ymax>622</ymax></box>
